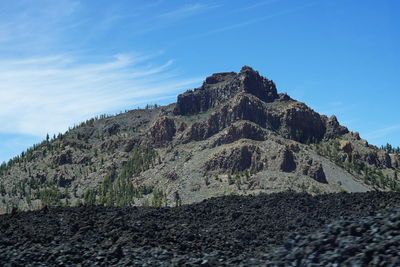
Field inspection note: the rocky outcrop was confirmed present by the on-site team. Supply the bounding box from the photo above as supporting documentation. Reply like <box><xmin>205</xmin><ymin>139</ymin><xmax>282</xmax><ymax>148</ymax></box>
<box><xmin>323</xmin><ymin>115</ymin><xmax>349</xmax><ymax>139</ymax></box>
<box><xmin>301</xmin><ymin>158</ymin><xmax>327</xmax><ymax>183</ymax></box>
<box><xmin>378</xmin><ymin>152</ymin><xmax>392</xmax><ymax>169</ymax></box>
<box><xmin>183</xmin><ymin>92</ymin><xmax>346</xmax><ymax>145</ymax></box>
<box><xmin>56</xmin><ymin>175</ymin><xmax>73</xmax><ymax>187</ymax></box>
<box><xmin>105</xmin><ymin>123</ymin><xmax>120</xmax><ymax>136</ymax></box>
<box><xmin>76</xmin><ymin>155</ymin><xmax>91</xmax><ymax>165</ymax></box>
<box><xmin>174</xmin><ymin>66</ymin><xmax>350</xmax><ymax>146</ymax></box>
<box><xmin>390</xmin><ymin>154</ymin><xmax>400</xmax><ymax>168</ymax></box>
<box><xmin>339</xmin><ymin>140</ymin><xmax>353</xmax><ymax>154</ymax></box>
<box><xmin>148</xmin><ymin>117</ymin><xmax>176</xmax><ymax>146</ymax></box>
<box><xmin>52</xmin><ymin>150</ymin><xmax>73</xmax><ymax>165</ymax></box>
<box><xmin>239</xmin><ymin>66</ymin><xmax>278</xmax><ymax>102</ymax></box>
<box><xmin>174</xmin><ymin>66</ymin><xmax>278</xmax><ymax>115</ymax></box>
<box><xmin>184</xmin><ymin>93</ymin><xmax>278</xmax><ymax>142</ymax></box>
<box><xmin>360</xmin><ymin>151</ymin><xmax>391</xmax><ymax>169</ymax></box>
<box><xmin>212</xmin><ymin>121</ymin><xmax>267</xmax><ymax>147</ymax></box>
<box><xmin>205</xmin><ymin>144</ymin><xmax>263</xmax><ymax>173</ymax></box>
<box><xmin>309</xmin><ymin>164</ymin><xmax>327</xmax><ymax>183</ymax></box>
<box><xmin>279</xmin><ymin>102</ymin><xmax>326</xmax><ymax>143</ymax></box>
<box><xmin>278</xmin><ymin>146</ymin><xmax>296</xmax><ymax>172</ymax></box>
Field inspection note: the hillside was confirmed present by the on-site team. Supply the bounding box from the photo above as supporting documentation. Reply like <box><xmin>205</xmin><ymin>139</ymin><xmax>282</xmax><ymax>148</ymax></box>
<box><xmin>0</xmin><ymin>66</ymin><xmax>399</xmax><ymax>213</ymax></box>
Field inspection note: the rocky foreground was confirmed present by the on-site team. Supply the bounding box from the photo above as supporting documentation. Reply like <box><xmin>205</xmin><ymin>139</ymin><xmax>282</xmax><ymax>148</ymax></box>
<box><xmin>1</xmin><ymin>191</ymin><xmax>400</xmax><ymax>266</ymax></box>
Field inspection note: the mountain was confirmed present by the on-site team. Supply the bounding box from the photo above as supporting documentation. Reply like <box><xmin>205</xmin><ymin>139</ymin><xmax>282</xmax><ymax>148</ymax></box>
<box><xmin>0</xmin><ymin>66</ymin><xmax>399</xmax><ymax>213</ymax></box>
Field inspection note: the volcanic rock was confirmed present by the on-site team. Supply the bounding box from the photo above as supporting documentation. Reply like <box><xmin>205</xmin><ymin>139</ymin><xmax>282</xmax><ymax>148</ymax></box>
<box><xmin>212</xmin><ymin>121</ymin><xmax>267</xmax><ymax>147</ymax></box>
<box><xmin>323</xmin><ymin>115</ymin><xmax>349</xmax><ymax>139</ymax></box>
<box><xmin>174</xmin><ymin>66</ymin><xmax>277</xmax><ymax>115</ymax></box>
<box><xmin>52</xmin><ymin>149</ymin><xmax>73</xmax><ymax>165</ymax></box>
<box><xmin>309</xmin><ymin>163</ymin><xmax>327</xmax><ymax>183</ymax></box>
<box><xmin>278</xmin><ymin>146</ymin><xmax>296</xmax><ymax>172</ymax></box>
<box><xmin>148</xmin><ymin>117</ymin><xmax>176</xmax><ymax>146</ymax></box>
<box><xmin>339</xmin><ymin>140</ymin><xmax>353</xmax><ymax>154</ymax></box>
<box><xmin>390</xmin><ymin>154</ymin><xmax>400</xmax><ymax>168</ymax></box>
<box><xmin>205</xmin><ymin>143</ymin><xmax>263</xmax><ymax>173</ymax></box>
<box><xmin>0</xmin><ymin>65</ymin><xmax>397</xmax><ymax>214</ymax></box>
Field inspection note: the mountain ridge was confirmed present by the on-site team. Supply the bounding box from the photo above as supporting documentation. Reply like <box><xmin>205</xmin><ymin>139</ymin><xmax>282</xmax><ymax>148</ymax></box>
<box><xmin>0</xmin><ymin>66</ymin><xmax>399</xmax><ymax>213</ymax></box>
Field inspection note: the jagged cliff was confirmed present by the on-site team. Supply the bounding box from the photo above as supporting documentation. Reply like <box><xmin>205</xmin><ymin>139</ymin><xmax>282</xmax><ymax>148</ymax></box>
<box><xmin>0</xmin><ymin>66</ymin><xmax>399</xmax><ymax>213</ymax></box>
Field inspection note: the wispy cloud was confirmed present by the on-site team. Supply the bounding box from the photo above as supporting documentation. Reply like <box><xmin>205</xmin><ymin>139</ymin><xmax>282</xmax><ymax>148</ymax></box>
<box><xmin>0</xmin><ymin>54</ymin><xmax>201</xmax><ymax>138</ymax></box>
<box><xmin>240</xmin><ymin>0</ymin><xmax>279</xmax><ymax>11</ymax></box>
<box><xmin>208</xmin><ymin>1</ymin><xmax>316</xmax><ymax>35</ymax></box>
<box><xmin>364</xmin><ymin>125</ymin><xmax>400</xmax><ymax>141</ymax></box>
<box><xmin>158</xmin><ymin>3</ymin><xmax>219</xmax><ymax>20</ymax></box>
<box><xmin>169</xmin><ymin>1</ymin><xmax>316</xmax><ymax>43</ymax></box>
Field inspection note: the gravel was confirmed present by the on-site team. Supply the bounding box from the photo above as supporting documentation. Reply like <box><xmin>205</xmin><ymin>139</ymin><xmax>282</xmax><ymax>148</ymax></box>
<box><xmin>1</xmin><ymin>191</ymin><xmax>400</xmax><ymax>266</ymax></box>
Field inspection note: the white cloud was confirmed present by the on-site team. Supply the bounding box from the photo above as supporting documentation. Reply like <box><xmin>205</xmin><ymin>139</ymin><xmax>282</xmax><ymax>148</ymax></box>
<box><xmin>0</xmin><ymin>54</ymin><xmax>202</xmax><ymax>138</ymax></box>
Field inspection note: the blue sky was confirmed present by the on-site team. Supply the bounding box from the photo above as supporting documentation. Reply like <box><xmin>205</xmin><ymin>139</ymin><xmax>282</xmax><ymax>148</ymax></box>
<box><xmin>0</xmin><ymin>0</ymin><xmax>399</xmax><ymax>163</ymax></box>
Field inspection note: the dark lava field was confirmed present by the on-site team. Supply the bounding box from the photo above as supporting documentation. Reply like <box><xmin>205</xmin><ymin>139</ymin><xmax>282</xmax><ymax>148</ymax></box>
<box><xmin>1</xmin><ymin>191</ymin><xmax>400</xmax><ymax>266</ymax></box>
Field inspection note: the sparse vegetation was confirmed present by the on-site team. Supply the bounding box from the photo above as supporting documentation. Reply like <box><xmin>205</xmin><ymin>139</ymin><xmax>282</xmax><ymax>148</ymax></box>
<box><xmin>1</xmin><ymin>66</ymin><xmax>399</xmax><ymax>215</ymax></box>
<box><xmin>381</xmin><ymin>143</ymin><xmax>400</xmax><ymax>154</ymax></box>
<box><xmin>79</xmin><ymin>147</ymin><xmax>159</xmax><ymax>207</ymax></box>
<box><xmin>36</xmin><ymin>187</ymin><xmax>62</xmax><ymax>208</ymax></box>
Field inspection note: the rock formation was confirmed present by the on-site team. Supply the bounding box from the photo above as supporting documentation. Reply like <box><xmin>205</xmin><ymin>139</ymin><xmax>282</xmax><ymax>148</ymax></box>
<box><xmin>0</xmin><ymin>66</ymin><xmax>398</xmax><ymax>213</ymax></box>
<box><xmin>174</xmin><ymin>66</ymin><xmax>278</xmax><ymax>115</ymax></box>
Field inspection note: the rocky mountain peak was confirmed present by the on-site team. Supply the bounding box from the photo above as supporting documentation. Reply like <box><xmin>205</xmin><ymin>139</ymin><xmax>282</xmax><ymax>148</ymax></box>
<box><xmin>173</xmin><ymin>66</ymin><xmax>278</xmax><ymax>115</ymax></box>
<box><xmin>1</xmin><ymin>65</ymin><xmax>399</xmax><ymax>215</ymax></box>
<box><xmin>238</xmin><ymin>65</ymin><xmax>278</xmax><ymax>102</ymax></box>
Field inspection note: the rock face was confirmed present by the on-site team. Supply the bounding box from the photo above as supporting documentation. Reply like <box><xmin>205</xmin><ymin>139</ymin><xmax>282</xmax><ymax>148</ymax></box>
<box><xmin>52</xmin><ymin>150</ymin><xmax>73</xmax><ymax>165</ymax></box>
<box><xmin>184</xmin><ymin>93</ymin><xmax>278</xmax><ymax>142</ymax></box>
<box><xmin>205</xmin><ymin>144</ymin><xmax>263</xmax><ymax>173</ymax></box>
<box><xmin>309</xmin><ymin>164</ymin><xmax>327</xmax><ymax>183</ymax></box>
<box><xmin>339</xmin><ymin>140</ymin><xmax>353</xmax><ymax>153</ymax></box>
<box><xmin>278</xmin><ymin>146</ymin><xmax>296</xmax><ymax>172</ymax></box>
<box><xmin>391</xmin><ymin>154</ymin><xmax>400</xmax><ymax>168</ymax></box>
<box><xmin>323</xmin><ymin>115</ymin><xmax>349</xmax><ymax>139</ymax></box>
<box><xmin>212</xmin><ymin>121</ymin><xmax>267</xmax><ymax>147</ymax></box>
<box><xmin>279</xmin><ymin>102</ymin><xmax>327</xmax><ymax>142</ymax></box>
<box><xmin>148</xmin><ymin>117</ymin><xmax>176</xmax><ymax>146</ymax></box>
<box><xmin>174</xmin><ymin>66</ymin><xmax>278</xmax><ymax>115</ymax></box>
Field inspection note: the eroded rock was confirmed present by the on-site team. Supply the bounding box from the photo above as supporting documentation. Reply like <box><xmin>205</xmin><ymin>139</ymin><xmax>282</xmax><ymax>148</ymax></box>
<box><xmin>174</xmin><ymin>66</ymin><xmax>278</xmax><ymax>115</ymax></box>
<box><xmin>148</xmin><ymin>117</ymin><xmax>176</xmax><ymax>146</ymax></box>
<box><xmin>278</xmin><ymin>146</ymin><xmax>296</xmax><ymax>172</ymax></box>
<box><xmin>339</xmin><ymin>140</ymin><xmax>353</xmax><ymax>154</ymax></box>
<box><xmin>309</xmin><ymin>164</ymin><xmax>327</xmax><ymax>183</ymax></box>
<box><xmin>212</xmin><ymin>121</ymin><xmax>266</xmax><ymax>147</ymax></box>
<box><xmin>323</xmin><ymin>115</ymin><xmax>349</xmax><ymax>139</ymax></box>
<box><xmin>52</xmin><ymin>150</ymin><xmax>73</xmax><ymax>165</ymax></box>
<box><xmin>205</xmin><ymin>144</ymin><xmax>263</xmax><ymax>173</ymax></box>
<box><xmin>390</xmin><ymin>154</ymin><xmax>400</xmax><ymax>168</ymax></box>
